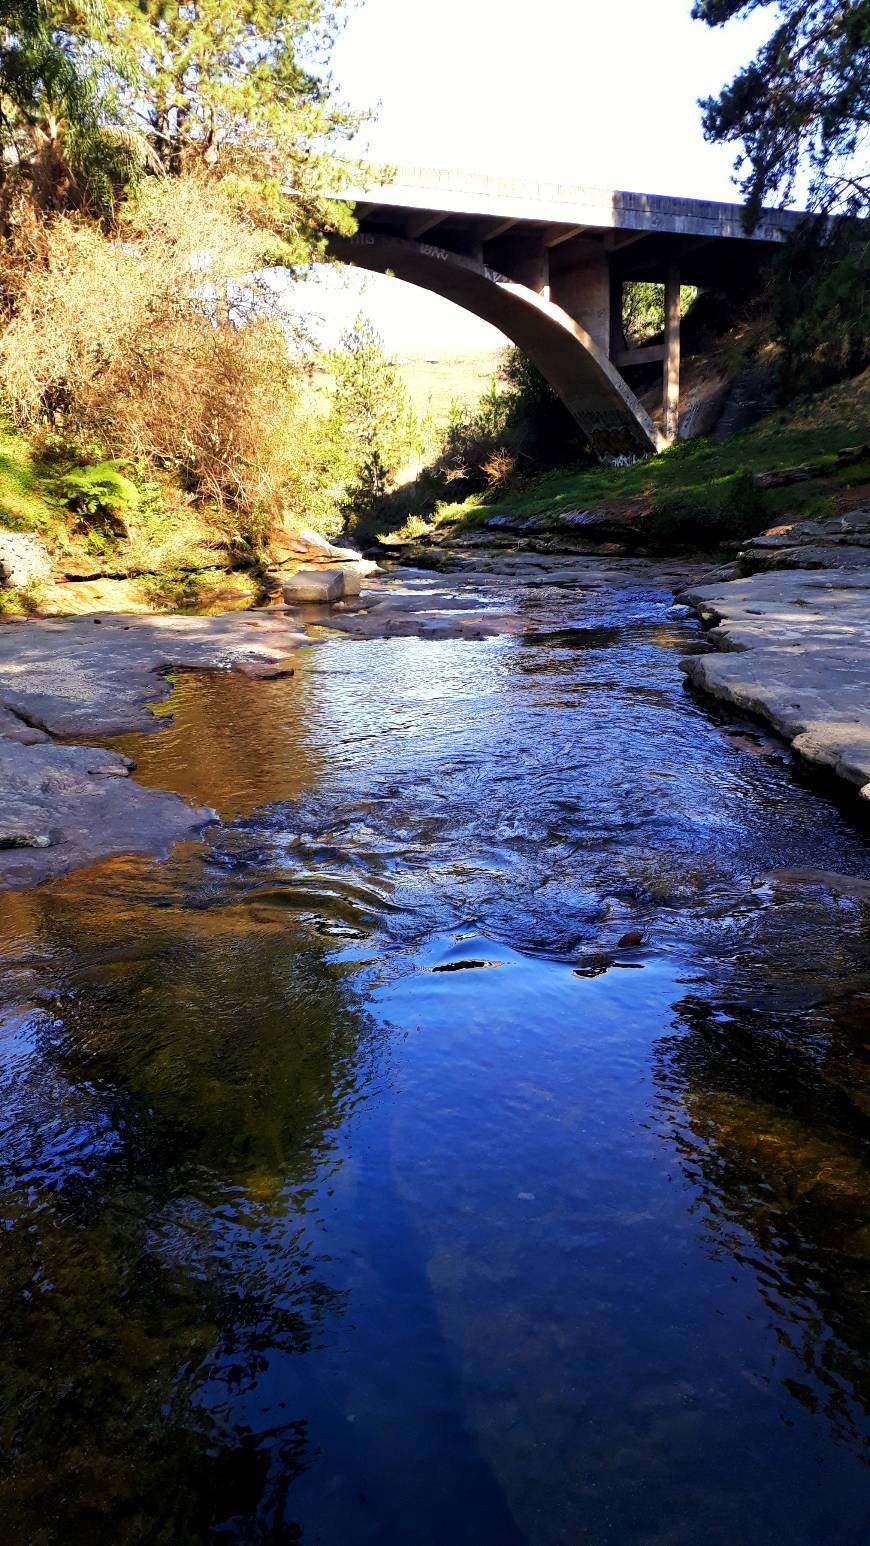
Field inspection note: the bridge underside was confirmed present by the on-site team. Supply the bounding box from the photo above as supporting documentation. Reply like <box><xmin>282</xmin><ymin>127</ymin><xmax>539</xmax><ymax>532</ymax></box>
<box><xmin>326</xmin><ymin>172</ymin><xmax>791</xmax><ymax>456</ymax></box>
<box><xmin>328</xmin><ymin>232</ymin><xmax>663</xmax><ymax>457</ymax></box>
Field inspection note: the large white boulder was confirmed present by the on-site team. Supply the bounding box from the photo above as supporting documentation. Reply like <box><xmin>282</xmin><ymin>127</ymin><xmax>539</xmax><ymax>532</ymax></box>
<box><xmin>282</xmin><ymin>568</ymin><xmax>344</xmax><ymax>604</ymax></box>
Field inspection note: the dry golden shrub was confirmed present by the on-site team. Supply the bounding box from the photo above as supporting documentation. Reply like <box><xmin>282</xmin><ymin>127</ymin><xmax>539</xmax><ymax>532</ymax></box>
<box><xmin>0</xmin><ymin>178</ymin><xmax>334</xmax><ymax>539</ymax></box>
<box><xmin>481</xmin><ymin>447</ymin><xmax>517</xmax><ymax>486</ymax></box>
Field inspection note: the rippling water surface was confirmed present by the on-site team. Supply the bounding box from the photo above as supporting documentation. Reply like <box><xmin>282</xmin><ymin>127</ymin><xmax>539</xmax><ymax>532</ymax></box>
<box><xmin>1</xmin><ymin>568</ymin><xmax>868</xmax><ymax>1543</ymax></box>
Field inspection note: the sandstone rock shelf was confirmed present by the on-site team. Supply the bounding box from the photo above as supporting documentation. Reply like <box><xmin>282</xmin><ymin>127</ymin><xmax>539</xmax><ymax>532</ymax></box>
<box><xmin>680</xmin><ymin>516</ymin><xmax>870</xmax><ymax>801</ymax></box>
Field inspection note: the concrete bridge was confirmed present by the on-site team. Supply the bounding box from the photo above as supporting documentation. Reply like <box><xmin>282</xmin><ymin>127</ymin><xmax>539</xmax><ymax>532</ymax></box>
<box><xmin>326</xmin><ymin>166</ymin><xmax>804</xmax><ymax>457</ymax></box>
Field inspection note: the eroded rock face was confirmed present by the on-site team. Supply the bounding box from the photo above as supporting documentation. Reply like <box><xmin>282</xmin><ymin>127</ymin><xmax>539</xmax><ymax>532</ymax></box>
<box><xmin>266</xmin><ymin>524</ymin><xmax>364</xmax><ymax>569</ymax></box>
<box><xmin>738</xmin><ymin>509</ymin><xmax>870</xmax><ymax>575</ymax></box>
<box><xmin>0</xmin><ymin>531</ymin><xmax>53</xmax><ymax>589</ymax></box>
<box><xmin>267</xmin><ymin>523</ymin><xmax>333</xmax><ymax>566</ymax></box>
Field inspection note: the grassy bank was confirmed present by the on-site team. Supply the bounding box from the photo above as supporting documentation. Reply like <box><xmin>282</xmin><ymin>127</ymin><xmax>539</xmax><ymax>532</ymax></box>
<box><xmin>0</xmin><ymin>422</ymin><xmax>261</xmax><ymax>615</ymax></box>
<box><xmin>384</xmin><ymin>369</ymin><xmax>870</xmax><ymax>551</ymax></box>
<box><xmin>0</xmin><ymin>424</ymin><xmax>64</xmax><ymax>540</ymax></box>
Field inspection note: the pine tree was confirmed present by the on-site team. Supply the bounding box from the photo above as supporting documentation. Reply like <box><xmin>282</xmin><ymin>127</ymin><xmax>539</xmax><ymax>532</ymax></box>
<box><xmin>0</xmin><ymin>2</ymin><xmax>142</xmax><ymax>218</ymax></box>
<box><xmin>106</xmin><ymin>1</ymin><xmax>359</xmax><ymax>250</ymax></box>
<box><xmin>329</xmin><ymin>316</ymin><xmax>418</xmax><ymax>512</ymax></box>
<box><xmin>694</xmin><ymin>0</ymin><xmax>870</xmax><ymax>222</ymax></box>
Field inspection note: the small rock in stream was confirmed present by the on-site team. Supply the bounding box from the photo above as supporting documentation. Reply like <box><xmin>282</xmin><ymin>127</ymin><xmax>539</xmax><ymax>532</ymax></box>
<box><xmin>617</xmin><ymin>930</ymin><xmax>645</xmax><ymax>947</ymax></box>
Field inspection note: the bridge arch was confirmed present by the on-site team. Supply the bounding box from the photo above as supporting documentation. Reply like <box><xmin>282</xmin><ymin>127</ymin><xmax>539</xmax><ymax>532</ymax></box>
<box><xmin>326</xmin><ymin>231</ymin><xmax>664</xmax><ymax>457</ymax></box>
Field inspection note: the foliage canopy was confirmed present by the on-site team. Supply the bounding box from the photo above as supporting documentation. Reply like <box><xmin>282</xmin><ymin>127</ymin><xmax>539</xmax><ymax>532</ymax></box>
<box><xmin>694</xmin><ymin>0</ymin><xmax>870</xmax><ymax>223</ymax></box>
<box><xmin>105</xmin><ymin>0</ymin><xmax>358</xmax><ymax>250</ymax></box>
<box><xmin>0</xmin><ymin>1</ymin><xmax>145</xmax><ymax>219</ymax></box>
<box><xmin>0</xmin><ymin>1</ymin><xmax>357</xmax><ymax>243</ymax></box>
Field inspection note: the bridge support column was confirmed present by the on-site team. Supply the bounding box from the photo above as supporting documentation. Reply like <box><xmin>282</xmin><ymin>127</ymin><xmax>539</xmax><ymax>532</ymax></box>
<box><xmin>511</xmin><ymin>242</ymin><xmax>550</xmax><ymax>301</ymax></box>
<box><xmin>663</xmin><ymin>262</ymin><xmax>681</xmax><ymax>443</ymax></box>
<box><xmin>549</xmin><ymin>242</ymin><xmax>611</xmax><ymax>354</ymax></box>
<box><xmin>608</xmin><ymin>273</ymin><xmax>625</xmax><ymax>358</ymax></box>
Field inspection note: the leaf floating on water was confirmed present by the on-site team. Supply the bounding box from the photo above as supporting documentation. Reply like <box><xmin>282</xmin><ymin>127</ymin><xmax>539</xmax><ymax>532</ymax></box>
<box><xmin>429</xmin><ymin>959</ymin><xmax>503</xmax><ymax>973</ymax></box>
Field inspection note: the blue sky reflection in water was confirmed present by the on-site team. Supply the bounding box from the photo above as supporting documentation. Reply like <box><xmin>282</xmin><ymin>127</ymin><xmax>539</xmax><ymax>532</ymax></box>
<box><xmin>0</xmin><ymin>570</ymin><xmax>868</xmax><ymax>1542</ymax></box>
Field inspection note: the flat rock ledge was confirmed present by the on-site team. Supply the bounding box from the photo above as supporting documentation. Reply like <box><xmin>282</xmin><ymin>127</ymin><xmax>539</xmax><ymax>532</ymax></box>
<box><xmin>0</xmin><ymin>582</ymin><xmax>530</xmax><ymax>888</ymax></box>
<box><xmin>0</xmin><ymin>610</ymin><xmax>314</xmax><ymax>737</ymax></box>
<box><xmin>0</xmin><ymin>610</ymin><xmax>317</xmax><ymax>888</ymax></box>
<box><xmin>0</xmin><ymin>739</ymin><xmax>216</xmax><ymax>888</ymax></box>
<box><xmin>679</xmin><ymin>567</ymin><xmax>870</xmax><ymax>801</ymax></box>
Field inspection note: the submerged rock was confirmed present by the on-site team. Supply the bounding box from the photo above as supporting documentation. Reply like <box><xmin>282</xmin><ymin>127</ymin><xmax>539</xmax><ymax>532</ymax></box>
<box><xmin>617</xmin><ymin>930</ymin><xmax>644</xmax><ymax>948</ymax></box>
<box><xmin>756</xmin><ymin>869</ymin><xmax>870</xmax><ymax>901</ymax></box>
<box><xmin>0</xmin><ymin>824</ymin><xmax>55</xmax><ymax>849</ymax></box>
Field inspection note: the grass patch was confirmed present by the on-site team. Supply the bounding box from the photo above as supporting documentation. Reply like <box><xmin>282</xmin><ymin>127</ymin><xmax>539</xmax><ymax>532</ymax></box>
<box><xmin>0</xmin><ymin>423</ymin><xmax>69</xmax><ymax>543</ymax></box>
<box><xmin>393</xmin><ymin>368</ymin><xmax>870</xmax><ymax>549</ymax></box>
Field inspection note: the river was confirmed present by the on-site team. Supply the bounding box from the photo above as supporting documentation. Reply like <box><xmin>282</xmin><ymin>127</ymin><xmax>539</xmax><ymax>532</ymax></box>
<box><xmin>1</xmin><ymin>563</ymin><xmax>868</xmax><ymax>1543</ymax></box>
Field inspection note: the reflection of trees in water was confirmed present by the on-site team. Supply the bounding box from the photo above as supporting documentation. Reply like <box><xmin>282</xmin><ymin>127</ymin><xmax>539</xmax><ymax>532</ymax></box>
<box><xmin>108</xmin><ymin>664</ymin><xmax>328</xmax><ymax>820</ymax></box>
<box><xmin>0</xmin><ymin>876</ymin><xmax>384</xmax><ymax>1541</ymax></box>
<box><xmin>653</xmin><ymin>983</ymin><xmax>870</xmax><ymax>1447</ymax></box>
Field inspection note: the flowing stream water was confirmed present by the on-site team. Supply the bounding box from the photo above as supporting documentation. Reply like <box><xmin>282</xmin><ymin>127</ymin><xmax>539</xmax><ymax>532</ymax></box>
<box><xmin>1</xmin><ymin>565</ymin><xmax>868</xmax><ymax>1543</ymax></box>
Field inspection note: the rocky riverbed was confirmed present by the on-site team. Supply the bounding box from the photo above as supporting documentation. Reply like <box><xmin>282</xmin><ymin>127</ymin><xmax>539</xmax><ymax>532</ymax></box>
<box><xmin>2</xmin><ymin>536</ymin><xmax>869</xmax><ymax>1543</ymax></box>
<box><xmin>2</xmin><ymin>509</ymin><xmax>869</xmax><ymax>891</ymax></box>
<box><xmin>0</xmin><ymin>567</ymin><xmax>545</xmax><ymax>886</ymax></box>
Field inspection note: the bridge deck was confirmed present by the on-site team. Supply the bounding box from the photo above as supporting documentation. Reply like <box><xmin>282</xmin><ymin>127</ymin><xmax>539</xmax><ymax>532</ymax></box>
<box><xmin>337</xmin><ymin>163</ymin><xmax>805</xmax><ymax>245</ymax></box>
<box><xmin>323</xmin><ymin>165</ymin><xmax>811</xmax><ymax>452</ymax></box>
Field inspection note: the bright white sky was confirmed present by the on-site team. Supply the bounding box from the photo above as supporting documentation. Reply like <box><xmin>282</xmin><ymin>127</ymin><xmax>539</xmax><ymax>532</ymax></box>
<box><xmin>295</xmin><ymin>0</ymin><xmax>778</xmax><ymax>354</ymax></box>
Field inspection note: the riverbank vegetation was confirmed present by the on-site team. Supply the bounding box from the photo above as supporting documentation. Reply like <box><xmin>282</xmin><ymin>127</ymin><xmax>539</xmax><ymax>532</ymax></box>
<box><xmin>0</xmin><ymin>1</ymin><xmax>867</xmax><ymax>612</ymax></box>
<box><xmin>694</xmin><ymin>0</ymin><xmax>869</xmax><ymax>393</ymax></box>
<box><xmin>373</xmin><ymin>368</ymin><xmax>870</xmax><ymax>553</ymax></box>
<box><xmin>0</xmin><ymin>0</ymin><xmax>398</xmax><ymax>592</ymax></box>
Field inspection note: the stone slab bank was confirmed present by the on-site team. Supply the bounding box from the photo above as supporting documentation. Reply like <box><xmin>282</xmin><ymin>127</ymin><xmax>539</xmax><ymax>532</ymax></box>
<box><xmin>0</xmin><ymin>610</ymin><xmax>316</xmax><ymax>887</ymax></box>
<box><xmin>680</xmin><ymin>562</ymin><xmax>870</xmax><ymax>802</ymax></box>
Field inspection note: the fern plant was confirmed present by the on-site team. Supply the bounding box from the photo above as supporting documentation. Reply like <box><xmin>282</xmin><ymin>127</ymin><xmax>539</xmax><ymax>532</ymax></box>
<box><xmin>57</xmin><ymin>460</ymin><xmax>139</xmax><ymax>519</ymax></box>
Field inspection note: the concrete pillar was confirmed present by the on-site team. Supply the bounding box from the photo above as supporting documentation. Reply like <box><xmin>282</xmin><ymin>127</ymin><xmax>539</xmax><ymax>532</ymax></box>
<box><xmin>508</xmin><ymin>241</ymin><xmax>550</xmax><ymax>299</ymax></box>
<box><xmin>663</xmin><ymin>262</ymin><xmax>681</xmax><ymax>442</ymax></box>
<box><xmin>549</xmin><ymin>241</ymin><xmax>611</xmax><ymax>355</ymax></box>
<box><xmin>608</xmin><ymin>272</ymin><xmax>624</xmax><ymax>358</ymax></box>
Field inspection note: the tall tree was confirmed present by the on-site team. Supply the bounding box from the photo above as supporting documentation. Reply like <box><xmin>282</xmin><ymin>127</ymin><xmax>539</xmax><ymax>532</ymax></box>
<box><xmin>105</xmin><ymin>1</ymin><xmax>358</xmax><ymax>250</ymax></box>
<box><xmin>694</xmin><ymin>0</ymin><xmax>870</xmax><ymax>224</ymax></box>
<box><xmin>695</xmin><ymin>1</ymin><xmax>869</xmax><ymax>389</ymax></box>
<box><xmin>328</xmin><ymin>315</ymin><xmax>418</xmax><ymax>513</ymax></box>
<box><xmin>0</xmin><ymin>2</ymin><xmax>142</xmax><ymax>217</ymax></box>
